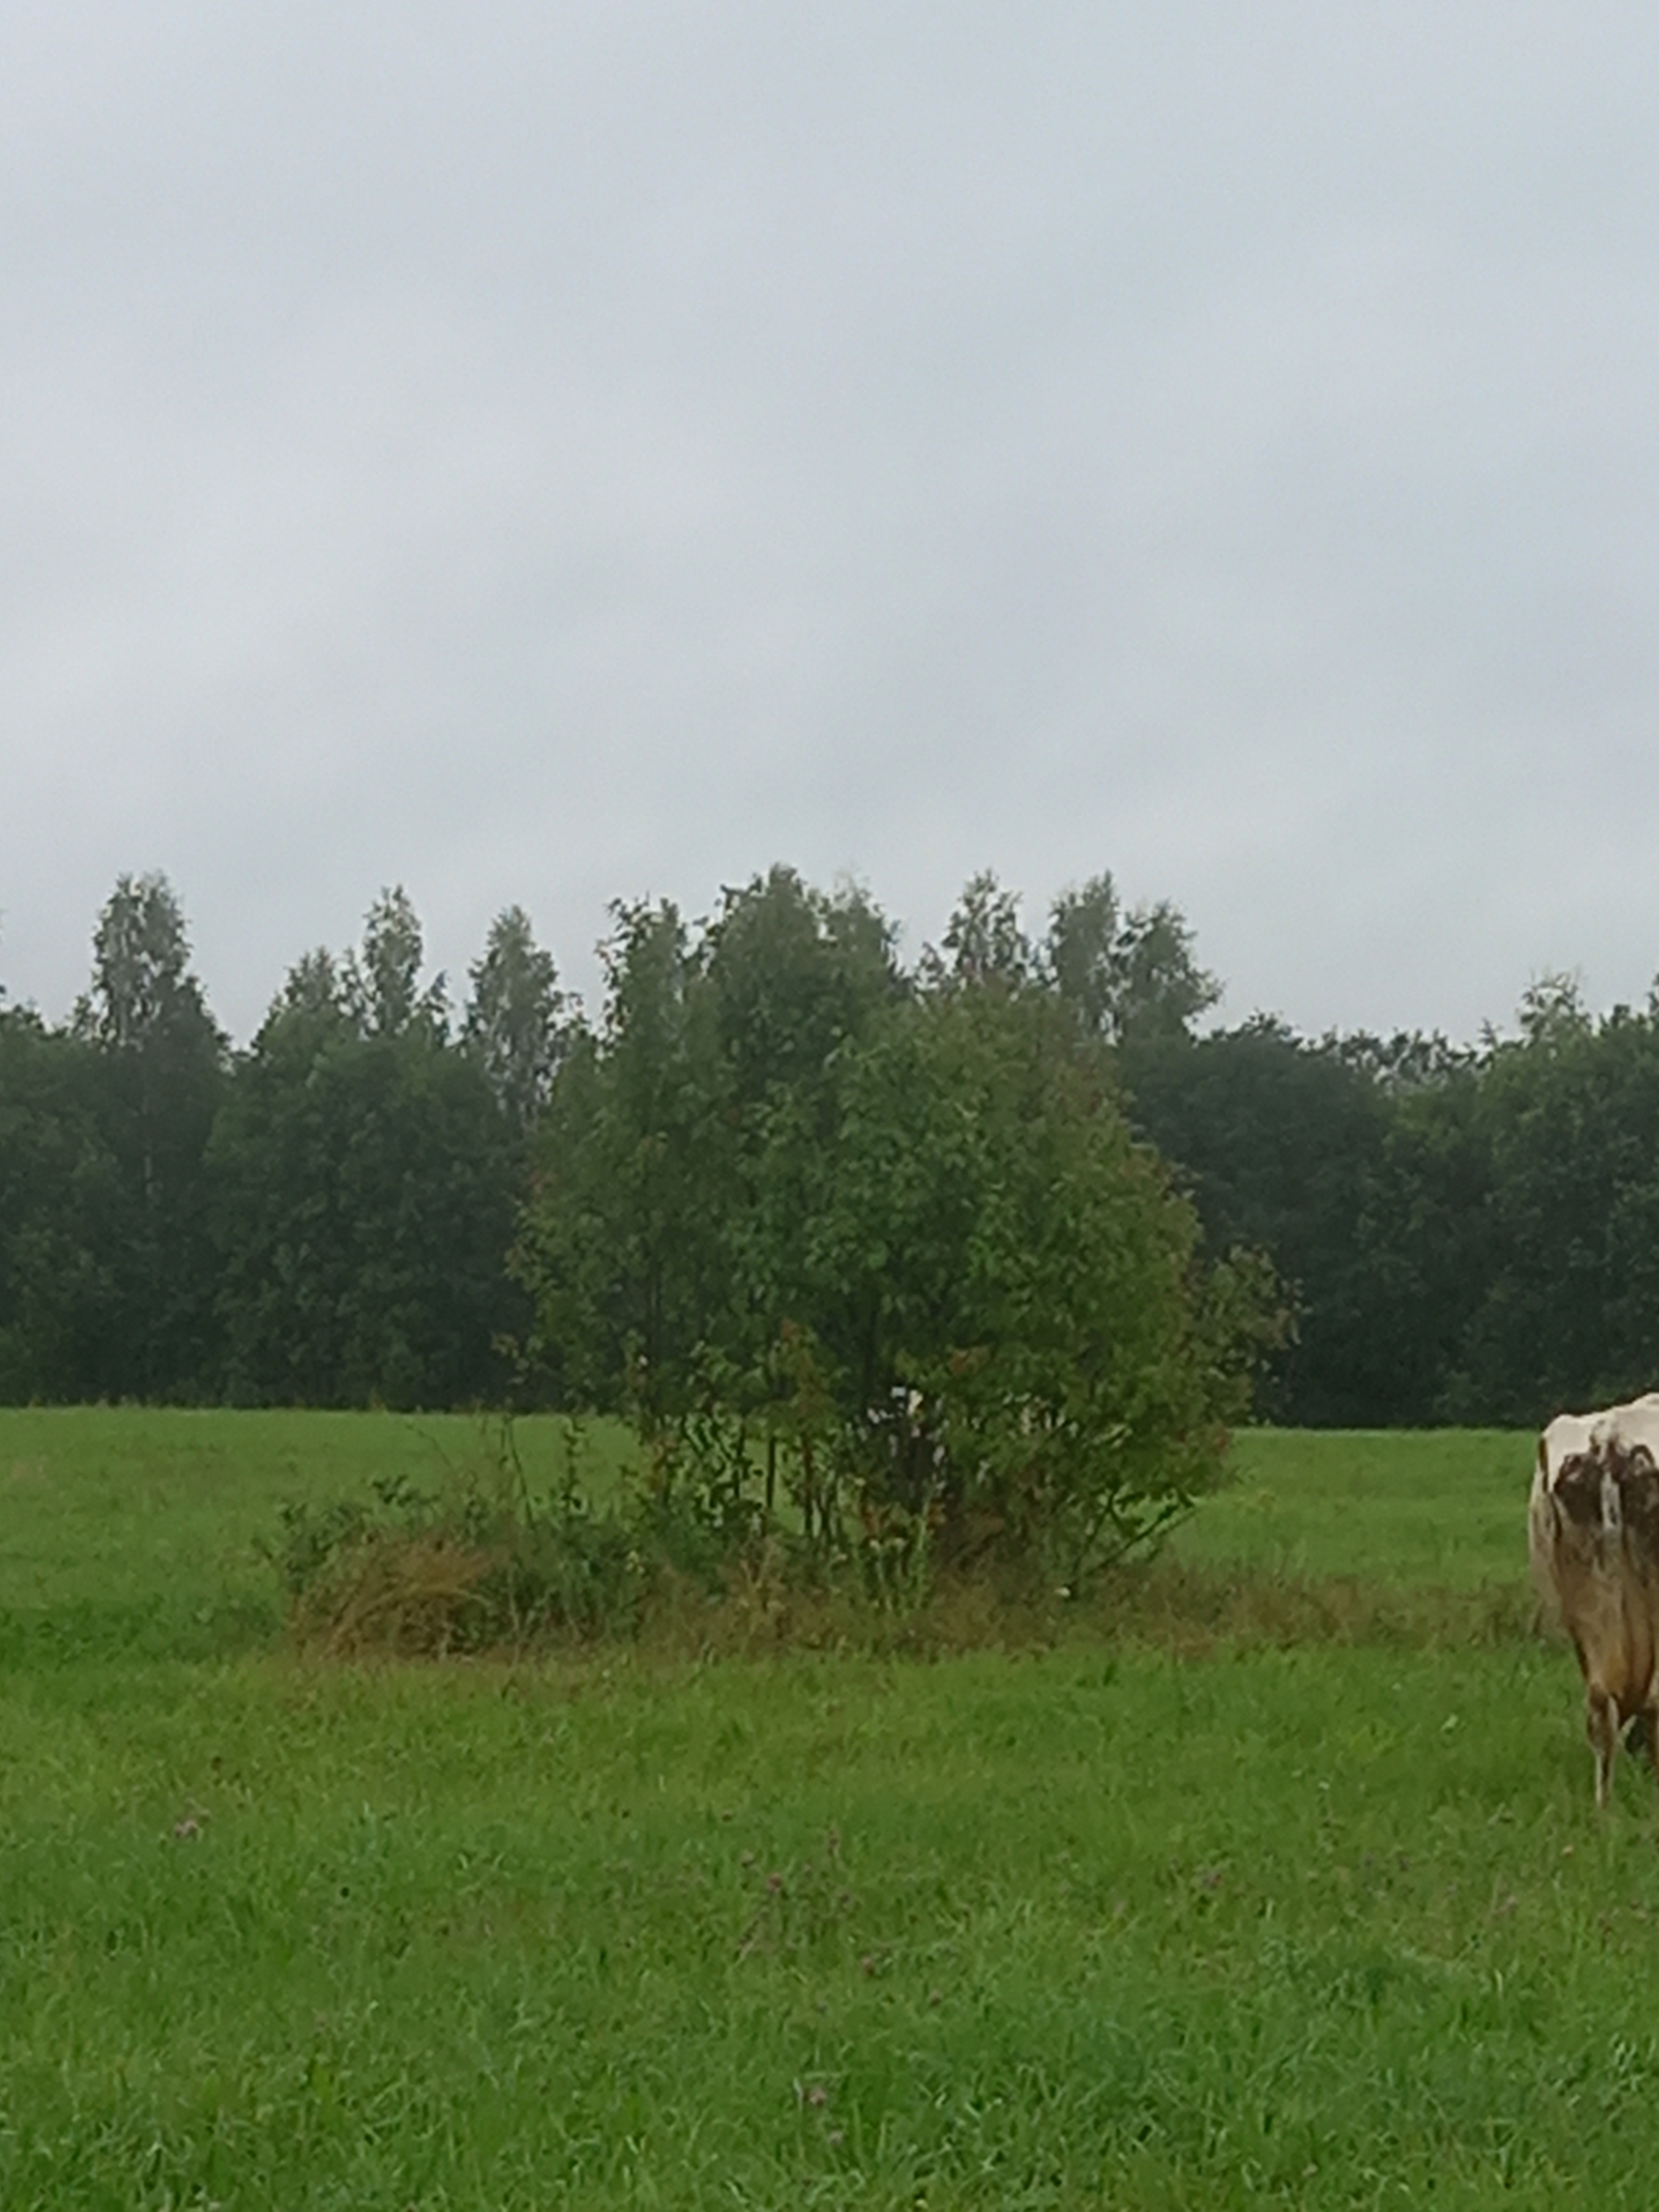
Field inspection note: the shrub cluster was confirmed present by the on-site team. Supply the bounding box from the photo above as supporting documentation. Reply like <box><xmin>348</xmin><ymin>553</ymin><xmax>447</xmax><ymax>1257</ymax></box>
<box><xmin>517</xmin><ymin>872</ymin><xmax>1277</xmax><ymax>1588</ymax></box>
<box><xmin>262</xmin><ymin>1419</ymin><xmax>1542</xmax><ymax>1660</ymax></box>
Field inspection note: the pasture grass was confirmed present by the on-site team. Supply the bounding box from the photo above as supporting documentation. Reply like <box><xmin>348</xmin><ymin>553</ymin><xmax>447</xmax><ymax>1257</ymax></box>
<box><xmin>3</xmin><ymin>1408</ymin><xmax>1651</xmax><ymax>2210</ymax></box>
<box><xmin>0</xmin><ymin>1407</ymin><xmax>637</xmax><ymax>1661</ymax></box>
<box><xmin>1176</xmin><ymin>1428</ymin><xmax>1528</xmax><ymax>1588</ymax></box>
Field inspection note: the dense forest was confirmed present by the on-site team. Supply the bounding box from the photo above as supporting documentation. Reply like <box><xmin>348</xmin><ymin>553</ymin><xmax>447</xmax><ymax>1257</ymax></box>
<box><xmin>3</xmin><ymin>863</ymin><xmax>1657</xmax><ymax>1431</ymax></box>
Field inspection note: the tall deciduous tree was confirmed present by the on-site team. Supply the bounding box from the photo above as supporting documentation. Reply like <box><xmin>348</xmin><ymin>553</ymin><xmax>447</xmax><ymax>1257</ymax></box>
<box><xmin>522</xmin><ymin>873</ymin><xmax>906</xmax><ymax>1421</ymax></box>
<box><xmin>1046</xmin><ymin>872</ymin><xmax>1220</xmax><ymax>1045</ymax></box>
<box><xmin>343</xmin><ymin>885</ymin><xmax>447</xmax><ymax>1038</ymax></box>
<box><xmin>1448</xmin><ymin>999</ymin><xmax>1659</xmax><ymax>1422</ymax></box>
<box><xmin>705</xmin><ymin>866</ymin><xmax>900</xmax><ymax>1106</ymax></box>
<box><xmin>211</xmin><ymin>894</ymin><xmax>520</xmax><ymax>1408</ymax></box>
<box><xmin>520</xmin><ymin>897</ymin><xmax>727</xmax><ymax>1421</ymax></box>
<box><xmin>1120</xmin><ymin>1018</ymin><xmax>1395</xmax><ymax>1424</ymax></box>
<box><xmin>71</xmin><ymin>872</ymin><xmax>226</xmax><ymax>1396</ymax></box>
<box><xmin>462</xmin><ymin>906</ymin><xmax>568</xmax><ymax>1137</ymax></box>
<box><xmin>932</xmin><ymin>869</ymin><xmax>1031</xmax><ymax>992</ymax></box>
<box><xmin>0</xmin><ymin>1007</ymin><xmax>119</xmax><ymax>1400</ymax></box>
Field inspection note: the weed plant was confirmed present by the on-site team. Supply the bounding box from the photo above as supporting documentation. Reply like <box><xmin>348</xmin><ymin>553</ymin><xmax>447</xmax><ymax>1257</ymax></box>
<box><xmin>264</xmin><ymin>1411</ymin><xmax>961</xmax><ymax>1659</ymax></box>
<box><xmin>264</xmin><ymin>1439</ymin><xmax>646</xmax><ymax>1656</ymax></box>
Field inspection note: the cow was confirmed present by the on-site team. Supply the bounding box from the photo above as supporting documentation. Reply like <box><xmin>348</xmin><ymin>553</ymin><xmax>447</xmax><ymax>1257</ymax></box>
<box><xmin>1529</xmin><ymin>1394</ymin><xmax>1659</xmax><ymax>1807</ymax></box>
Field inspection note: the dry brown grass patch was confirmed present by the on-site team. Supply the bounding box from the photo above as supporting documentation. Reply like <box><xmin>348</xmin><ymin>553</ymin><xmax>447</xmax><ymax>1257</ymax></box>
<box><xmin>284</xmin><ymin>1521</ymin><xmax>1542</xmax><ymax>1663</ymax></box>
<box><xmin>296</xmin><ymin>1532</ymin><xmax>497</xmax><ymax>1658</ymax></box>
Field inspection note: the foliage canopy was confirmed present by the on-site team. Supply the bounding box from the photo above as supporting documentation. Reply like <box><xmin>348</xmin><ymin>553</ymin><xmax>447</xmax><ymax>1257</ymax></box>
<box><xmin>14</xmin><ymin>859</ymin><xmax>1659</xmax><ymax>1450</ymax></box>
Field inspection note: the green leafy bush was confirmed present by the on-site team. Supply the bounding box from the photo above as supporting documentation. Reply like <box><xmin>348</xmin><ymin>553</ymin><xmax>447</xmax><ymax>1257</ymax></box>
<box><xmin>521</xmin><ymin>893</ymin><xmax>1286</xmax><ymax>1586</ymax></box>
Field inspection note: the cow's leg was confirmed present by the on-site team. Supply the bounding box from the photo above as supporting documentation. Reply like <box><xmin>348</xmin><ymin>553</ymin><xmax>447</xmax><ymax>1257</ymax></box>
<box><xmin>1588</xmin><ymin>1686</ymin><xmax>1619</xmax><ymax>1809</ymax></box>
<box><xmin>1636</xmin><ymin>1707</ymin><xmax>1659</xmax><ymax>1790</ymax></box>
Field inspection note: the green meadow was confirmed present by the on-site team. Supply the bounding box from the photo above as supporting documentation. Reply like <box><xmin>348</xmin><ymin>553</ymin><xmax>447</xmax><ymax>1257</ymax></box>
<box><xmin>3</xmin><ymin>1411</ymin><xmax>1656</xmax><ymax>2210</ymax></box>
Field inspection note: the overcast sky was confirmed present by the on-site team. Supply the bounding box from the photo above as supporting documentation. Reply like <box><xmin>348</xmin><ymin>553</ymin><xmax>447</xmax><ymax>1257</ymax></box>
<box><xmin>4</xmin><ymin>2</ymin><xmax>1658</xmax><ymax>1042</ymax></box>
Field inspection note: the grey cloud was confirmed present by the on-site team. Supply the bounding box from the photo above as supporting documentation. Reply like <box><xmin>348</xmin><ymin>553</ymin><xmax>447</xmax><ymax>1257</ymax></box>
<box><xmin>5</xmin><ymin>3</ymin><xmax>1659</xmax><ymax>1038</ymax></box>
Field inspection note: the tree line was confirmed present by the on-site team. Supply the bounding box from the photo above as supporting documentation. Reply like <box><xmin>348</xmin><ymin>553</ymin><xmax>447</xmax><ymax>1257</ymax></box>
<box><xmin>0</xmin><ymin>879</ymin><xmax>537</xmax><ymax>1409</ymax></box>
<box><xmin>4</xmin><ymin>865</ymin><xmax>1658</xmax><ymax>1437</ymax></box>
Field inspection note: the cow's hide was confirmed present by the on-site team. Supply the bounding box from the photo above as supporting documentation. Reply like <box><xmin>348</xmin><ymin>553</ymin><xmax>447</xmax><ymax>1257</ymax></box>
<box><xmin>1530</xmin><ymin>1397</ymin><xmax>1659</xmax><ymax>1807</ymax></box>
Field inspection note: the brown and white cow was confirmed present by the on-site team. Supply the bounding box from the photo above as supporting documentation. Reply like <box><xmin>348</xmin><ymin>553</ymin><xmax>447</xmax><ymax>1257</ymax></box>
<box><xmin>1529</xmin><ymin>1394</ymin><xmax>1659</xmax><ymax>1806</ymax></box>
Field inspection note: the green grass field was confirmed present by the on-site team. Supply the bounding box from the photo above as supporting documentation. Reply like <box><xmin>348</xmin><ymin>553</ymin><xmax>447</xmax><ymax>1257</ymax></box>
<box><xmin>4</xmin><ymin>1410</ymin><xmax>1653</xmax><ymax>2210</ymax></box>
